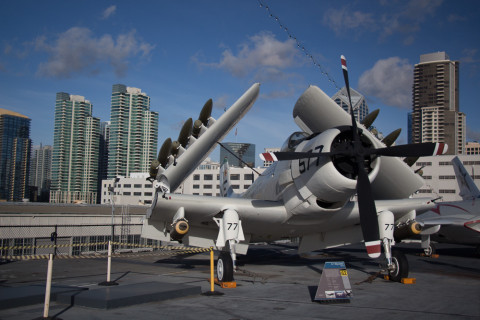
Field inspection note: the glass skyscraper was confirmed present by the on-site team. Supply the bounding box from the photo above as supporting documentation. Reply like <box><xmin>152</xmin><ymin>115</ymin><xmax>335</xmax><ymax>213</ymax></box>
<box><xmin>30</xmin><ymin>144</ymin><xmax>52</xmax><ymax>202</ymax></box>
<box><xmin>331</xmin><ymin>87</ymin><xmax>369</xmax><ymax>123</ymax></box>
<box><xmin>220</xmin><ymin>142</ymin><xmax>255</xmax><ymax>168</ymax></box>
<box><xmin>50</xmin><ymin>93</ymin><xmax>100</xmax><ymax>204</ymax></box>
<box><xmin>0</xmin><ymin>108</ymin><xmax>31</xmax><ymax>201</ymax></box>
<box><xmin>108</xmin><ymin>84</ymin><xmax>158</xmax><ymax>179</ymax></box>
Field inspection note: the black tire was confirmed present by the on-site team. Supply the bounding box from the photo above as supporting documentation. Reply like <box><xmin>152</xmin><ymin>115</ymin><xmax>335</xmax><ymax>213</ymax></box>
<box><xmin>389</xmin><ymin>250</ymin><xmax>409</xmax><ymax>282</ymax></box>
<box><xmin>424</xmin><ymin>243</ymin><xmax>436</xmax><ymax>256</ymax></box>
<box><xmin>217</xmin><ymin>252</ymin><xmax>234</xmax><ymax>282</ymax></box>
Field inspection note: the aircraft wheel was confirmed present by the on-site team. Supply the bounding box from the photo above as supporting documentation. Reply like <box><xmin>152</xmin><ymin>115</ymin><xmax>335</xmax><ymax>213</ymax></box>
<box><xmin>388</xmin><ymin>250</ymin><xmax>409</xmax><ymax>282</ymax></box>
<box><xmin>217</xmin><ymin>252</ymin><xmax>234</xmax><ymax>282</ymax></box>
<box><xmin>424</xmin><ymin>243</ymin><xmax>436</xmax><ymax>257</ymax></box>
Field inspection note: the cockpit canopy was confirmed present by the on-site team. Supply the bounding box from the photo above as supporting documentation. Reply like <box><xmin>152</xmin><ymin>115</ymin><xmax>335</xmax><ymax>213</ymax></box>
<box><xmin>281</xmin><ymin>131</ymin><xmax>309</xmax><ymax>152</ymax></box>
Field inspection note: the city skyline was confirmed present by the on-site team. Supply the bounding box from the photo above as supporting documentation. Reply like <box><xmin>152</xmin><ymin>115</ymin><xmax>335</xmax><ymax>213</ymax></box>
<box><xmin>1</xmin><ymin>1</ymin><xmax>480</xmax><ymax>166</ymax></box>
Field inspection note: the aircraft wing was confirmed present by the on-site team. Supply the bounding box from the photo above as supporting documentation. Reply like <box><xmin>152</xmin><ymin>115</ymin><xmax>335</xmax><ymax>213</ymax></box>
<box><xmin>157</xmin><ymin>83</ymin><xmax>260</xmax><ymax>193</ymax></box>
<box><xmin>147</xmin><ymin>193</ymin><xmax>287</xmax><ymax>223</ymax></box>
<box><xmin>292</xmin><ymin>85</ymin><xmax>424</xmax><ymax>199</ymax></box>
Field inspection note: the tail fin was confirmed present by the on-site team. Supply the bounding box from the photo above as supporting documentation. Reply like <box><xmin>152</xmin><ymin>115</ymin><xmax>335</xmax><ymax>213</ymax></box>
<box><xmin>220</xmin><ymin>157</ymin><xmax>234</xmax><ymax>197</ymax></box>
<box><xmin>452</xmin><ymin>156</ymin><xmax>480</xmax><ymax>200</ymax></box>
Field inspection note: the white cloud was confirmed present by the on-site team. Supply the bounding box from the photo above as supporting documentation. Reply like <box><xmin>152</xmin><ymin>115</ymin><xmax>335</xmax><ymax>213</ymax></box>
<box><xmin>322</xmin><ymin>7</ymin><xmax>376</xmax><ymax>36</ymax></box>
<box><xmin>197</xmin><ymin>32</ymin><xmax>302</xmax><ymax>81</ymax></box>
<box><xmin>358</xmin><ymin>57</ymin><xmax>413</xmax><ymax>109</ymax></box>
<box><xmin>323</xmin><ymin>0</ymin><xmax>443</xmax><ymax>44</ymax></box>
<box><xmin>102</xmin><ymin>5</ymin><xmax>117</xmax><ymax>20</ymax></box>
<box><xmin>35</xmin><ymin>27</ymin><xmax>154</xmax><ymax>78</ymax></box>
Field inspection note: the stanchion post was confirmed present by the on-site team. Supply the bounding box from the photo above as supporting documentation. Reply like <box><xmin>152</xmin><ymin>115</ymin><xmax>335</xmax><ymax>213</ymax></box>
<box><xmin>210</xmin><ymin>247</ymin><xmax>214</xmax><ymax>293</ymax></box>
<box><xmin>43</xmin><ymin>254</ymin><xmax>53</xmax><ymax>318</ymax></box>
<box><xmin>98</xmin><ymin>240</ymin><xmax>118</xmax><ymax>286</ymax></box>
<box><xmin>107</xmin><ymin>240</ymin><xmax>112</xmax><ymax>282</ymax></box>
<box><xmin>202</xmin><ymin>247</ymin><xmax>223</xmax><ymax>296</ymax></box>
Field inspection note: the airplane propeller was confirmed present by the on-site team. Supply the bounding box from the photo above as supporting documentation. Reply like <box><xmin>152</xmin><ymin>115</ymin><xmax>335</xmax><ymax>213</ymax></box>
<box><xmin>260</xmin><ymin>55</ymin><xmax>448</xmax><ymax>258</ymax></box>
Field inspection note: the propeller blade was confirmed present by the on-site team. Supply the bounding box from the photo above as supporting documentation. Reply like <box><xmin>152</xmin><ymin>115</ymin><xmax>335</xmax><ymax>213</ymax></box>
<box><xmin>369</xmin><ymin>142</ymin><xmax>447</xmax><ymax>157</ymax></box>
<box><xmin>260</xmin><ymin>150</ymin><xmax>333</xmax><ymax>162</ymax></box>
<box><xmin>356</xmin><ymin>162</ymin><xmax>381</xmax><ymax>258</ymax></box>
<box><xmin>404</xmin><ymin>156</ymin><xmax>419</xmax><ymax>167</ymax></box>
<box><xmin>158</xmin><ymin>138</ymin><xmax>172</xmax><ymax>168</ymax></box>
<box><xmin>177</xmin><ymin>118</ymin><xmax>193</xmax><ymax>148</ymax></box>
<box><xmin>381</xmin><ymin>128</ymin><xmax>401</xmax><ymax>147</ymax></box>
<box><xmin>361</xmin><ymin>109</ymin><xmax>379</xmax><ymax>128</ymax></box>
<box><xmin>198</xmin><ymin>99</ymin><xmax>212</xmax><ymax>125</ymax></box>
<box><xmin>342</xmin><ymin>55</ymin><xmax>381</xmax><ymax>258</ymax></box>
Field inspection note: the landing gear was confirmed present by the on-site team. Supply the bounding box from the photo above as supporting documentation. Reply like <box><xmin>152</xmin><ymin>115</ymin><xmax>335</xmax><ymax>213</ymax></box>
<box><xmin>388</xmin><ymin>250</ymin><xmax>409</xmax><ymax>282</ymax></box>
<box><xmin>423</xmin><ymin>243</ymin><xmax>436</xmax><ymax>257</ymax></box>
<box><xmin>217</xmin><ymin>252</ymin><xmax>234</xmax><ymax>282</ymax></box>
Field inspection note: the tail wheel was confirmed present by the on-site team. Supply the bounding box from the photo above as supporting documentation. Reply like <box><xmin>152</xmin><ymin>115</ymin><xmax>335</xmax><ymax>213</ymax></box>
<box><xmin>217</xmin><ymin>252</ymin><xmax>234</xmax><ymax>282</ymax></box>
<box><xmin>388</xmin><ymin>250</ymin><xmax>409</xmax><ymax>282</ymax></box>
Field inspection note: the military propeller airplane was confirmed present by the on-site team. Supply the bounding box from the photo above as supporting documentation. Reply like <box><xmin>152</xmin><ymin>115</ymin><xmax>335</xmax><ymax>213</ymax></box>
<box><xmin>416</xmin><ymin>156</ymin><xmax>480</xmax><ymax>256</ymax></box>
<box><xmin>142</xmin><ymin>56</ymin><xmax>447</xmax><ymax>282</ymax></box>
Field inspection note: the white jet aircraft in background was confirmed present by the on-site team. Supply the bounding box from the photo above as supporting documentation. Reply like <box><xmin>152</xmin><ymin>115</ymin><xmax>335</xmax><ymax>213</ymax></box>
<box><xmin>142</xmin><ymin>56</ymin><xmax>447</xmax><ymax>282</ymax></box>
<box><xmin>416</xmin><ymin>156</ymin><xmax>480</xmax><ymax>256</ymax></box>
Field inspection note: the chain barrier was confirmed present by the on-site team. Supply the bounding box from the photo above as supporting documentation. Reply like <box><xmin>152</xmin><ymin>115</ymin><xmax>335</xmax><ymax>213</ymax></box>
<box><xmin>2</xmin><ymin>241</ymin><xmax>213</xmax><ymax>261</ymax></box>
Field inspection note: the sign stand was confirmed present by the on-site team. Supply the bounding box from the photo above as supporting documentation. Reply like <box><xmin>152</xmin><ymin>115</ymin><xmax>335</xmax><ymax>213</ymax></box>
<box><xmin>314</xmin><ymin>261</ymin><xmax>352</xmax><ymax>303</ymax></box>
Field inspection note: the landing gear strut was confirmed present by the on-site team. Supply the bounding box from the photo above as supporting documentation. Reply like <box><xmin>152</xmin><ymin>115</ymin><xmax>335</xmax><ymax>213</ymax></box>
<box><xmin>216</xmin><ymin>252</ymin><xmax>234</xmax><ymax>282</ymax></box>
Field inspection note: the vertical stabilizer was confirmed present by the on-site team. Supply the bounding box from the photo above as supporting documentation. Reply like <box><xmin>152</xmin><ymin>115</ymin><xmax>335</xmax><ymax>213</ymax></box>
<box><xmin>452</xmin><ymin>156</ymin><xmax>480</xmax><ymax>200</ymax></box>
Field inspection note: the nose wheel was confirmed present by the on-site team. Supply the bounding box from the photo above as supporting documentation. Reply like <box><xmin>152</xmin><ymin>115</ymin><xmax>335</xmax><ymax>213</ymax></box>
<box><xmin>217</xmin><ymin>251</ymin><xmax>234</xmax><ymax>282</ymax></box>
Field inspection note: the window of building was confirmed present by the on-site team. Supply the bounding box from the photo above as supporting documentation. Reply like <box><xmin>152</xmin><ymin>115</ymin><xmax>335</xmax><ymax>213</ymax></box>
<box><xmin>439</xmin><ymin>189</ymin><xmax>456</xmax><ymax>194</ymax></box>
<box><xmin>416</xmin><ymin>162</ymin><xmax>432</xmax><ymax>166</ymax></box>
<box><xmin>123</xmin><ymin>192</ymin><xmax>131</xmax><ymax>196</ymax></box>
<box><xmin>204</xmin><ymin>184</ymin><xmax>212</xmax><ymax>189</ymax></box>
<box><xmin>231</xmin><ymin>174</ymin><xmax>240</xmax><ymax>180</ymax></box>
<box><xmin>134</xmin><ymin>192</ymin><xmax>142</xmax><ymax>196</ymax></box>
<box><xmin>193</xmin><ymin>175</ymin><xmax>200</xmax><ymax>180</ymax></box>
<box><xmin>134</xmin><ymin>184</ymin><xmax>142</xmax><ymax>188</ymax></box>
<box><xmin>232</xmin><ymin>185</ymin><xmax>240</xmax><ymax>189</ymax></box>
<box><xmin>204</xmin><ymin>193</ymin><xmax>212</xmax><ymax>196</ymax></box>
<box><xmin>439</xmin><ymin>176</ymin><xmax>455</xmax><ymax>180</ymax></box>
<box><xmin>244</xmin><ymin>174</ymin><xmax>253</xmax><ymax>181</ymax></box>
<box><xmin>144</xmin><ymin>192</ymin><xmax>153</xmax><ymax>196</ymax></box>
<box><xmin>193</xmin><ymin>185</ymin><xmax>200</xmax><ymax>189</ymax></box>
<box><xmin>124</xmin><ymin>184</ymin><xmax>131</xmax><ymax>188</ymax></box>
<box><xmin>204</xmin><ymin>174</ymin><xmax>213</xmax><ymax>180</ymax></box>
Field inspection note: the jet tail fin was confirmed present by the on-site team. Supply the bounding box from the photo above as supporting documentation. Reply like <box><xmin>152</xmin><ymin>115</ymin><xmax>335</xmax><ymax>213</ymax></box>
<box><xmin>220</xmin><ymin>157</ymin><xmax>235</xmax><ymax>197</ymax></box>
<box><xmin>452</xmin><ymin>156</ymin><xmax>480</xmax><ymax>200</ymax></box>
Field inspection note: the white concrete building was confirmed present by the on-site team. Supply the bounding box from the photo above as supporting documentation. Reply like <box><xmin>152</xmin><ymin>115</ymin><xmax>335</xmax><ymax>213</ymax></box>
<box><xmin>178</xmin><ymin>158</ymin><xmax>265</xmax><ymax>196</ymax></box>
<box><xmin>411</xmin><ymin>154</ymin><xmax>479</xmax><ymax>202</ymax></box>
<box><xmin>101</xmin><ymin>173</ymin><xmax>155</xmax><ymax>206</ymax></box>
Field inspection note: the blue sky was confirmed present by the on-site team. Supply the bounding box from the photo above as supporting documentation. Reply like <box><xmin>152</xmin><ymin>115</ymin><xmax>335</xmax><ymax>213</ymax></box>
<box><xmin>1</xmin><ymin>0</ymin><xmax>479</xmax><ymax>166</ymax></box>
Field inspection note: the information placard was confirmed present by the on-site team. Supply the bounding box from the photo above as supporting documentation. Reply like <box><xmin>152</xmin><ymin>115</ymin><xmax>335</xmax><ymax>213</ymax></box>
<box><xmin>314</xmin><ymin>261</ymin><xmax>352</xmax><ymax>303</ymax></box>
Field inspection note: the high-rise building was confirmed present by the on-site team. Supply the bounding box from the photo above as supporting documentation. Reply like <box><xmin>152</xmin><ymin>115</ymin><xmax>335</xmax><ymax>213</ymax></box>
<box><xmin>108</xmin><ymin>84</ymin><xmax>158</xmax><ymax>179</ymax></box>
<box><xmin>331</xmin><ymin>87</ymin><xmax>369</xmax><ymax>123</ymax></box>
<box><xmin>0</xmin><ymin>108</ymin><xmax>31</xmax><ymax>201</ymax></box>
<box><xmin>50</xmin><ymin>93</ymin><xmax>100</xmax><ymax>204</ymax></box>
<box><xmin>30</xmin><ymin>144</ymin><xmax>52</xmax><ymax>202</ymax></box>
<box><xmin>97</xmin><ymin>121</ymin><xmax>110</xmax><ymax>202</ymax></box>
<box><xmin>411</xmin><ymin>52</ymin><xmax>466</xmax><ymax>155</ymax></box>
<box><xmin>465</xmin><ymin>141</ymin><xmax>480</xmax><ymax>155</ymax></box>
<box><xmin>219</xmin><ymin>142</ymin><xmax>255</xmax><ymax>168</ymax></box>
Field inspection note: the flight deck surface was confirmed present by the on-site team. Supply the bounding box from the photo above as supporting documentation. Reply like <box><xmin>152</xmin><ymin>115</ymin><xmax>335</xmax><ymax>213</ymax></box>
<box><xmin>1</xmin><ymin>242</ymin><xmax>479</xmax><ymax>319</ymax></box>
